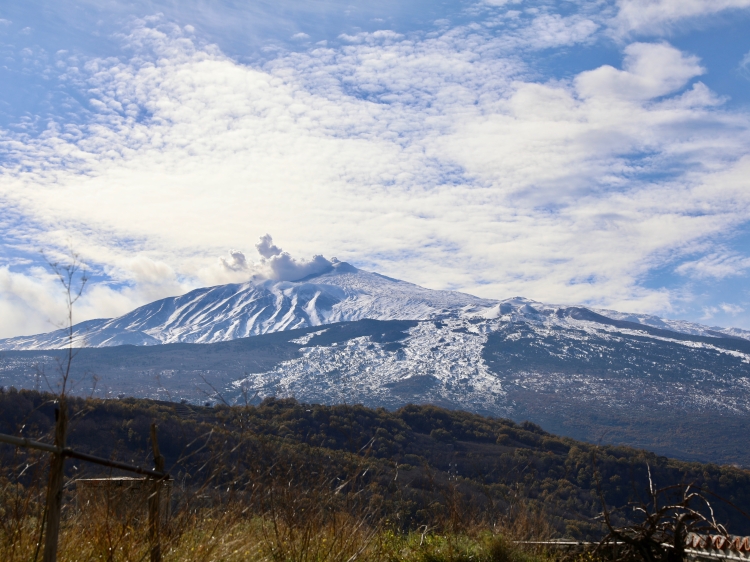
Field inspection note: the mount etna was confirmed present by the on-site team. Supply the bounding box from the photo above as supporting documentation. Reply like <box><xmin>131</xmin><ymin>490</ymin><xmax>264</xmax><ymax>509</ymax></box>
<box><xmin>1</xmin><ymin>261</ymin><xmax>749</xmax><ymax>466</ymax></box>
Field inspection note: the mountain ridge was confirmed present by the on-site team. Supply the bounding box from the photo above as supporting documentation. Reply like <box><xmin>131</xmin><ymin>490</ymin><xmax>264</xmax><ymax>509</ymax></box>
<box><xmin>3</xmin><ymin>313</ymin><xmax>750</xmax><ymax>465</ymax></box>
<box><xmin>1</xmin><ymin>261</ymin><xmax>748</xmax><ymax>350</ymax></box>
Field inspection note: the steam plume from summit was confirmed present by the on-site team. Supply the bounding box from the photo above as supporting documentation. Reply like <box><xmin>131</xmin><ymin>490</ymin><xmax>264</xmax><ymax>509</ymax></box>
<box><xmin>220</xmin><ymin>235</ymin><xmax>332</xmax><ymax>282</ymax></box>
<box><xmin>255</xmin><ymin>234</ymin><xmax>282</xmax><ymax>259</ymax></box>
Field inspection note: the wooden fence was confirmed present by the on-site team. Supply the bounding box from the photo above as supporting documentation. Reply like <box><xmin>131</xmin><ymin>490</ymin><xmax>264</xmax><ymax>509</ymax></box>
<box><xmin>0</xmin><ymin>422</ymin><xmax>169</xmax><ymax>562</ymax></box>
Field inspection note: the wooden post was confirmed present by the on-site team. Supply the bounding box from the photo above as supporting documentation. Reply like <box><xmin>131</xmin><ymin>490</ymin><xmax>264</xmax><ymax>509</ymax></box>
<box><xmin>43</xmin><ymin>402</ymin><xmax>68</xmax><ymax>562</ymax></box>
<box><xmin>149</xmin><ymin>423</ymin><xmax>165</xmax><ymax>562</ymax></box>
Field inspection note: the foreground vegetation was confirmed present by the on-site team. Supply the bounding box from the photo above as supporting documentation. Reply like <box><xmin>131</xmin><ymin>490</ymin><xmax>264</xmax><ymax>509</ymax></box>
<box><xmin>1</xmin><ymin>388</ymin><xmax>749</xmax><ymax>560</ymax></box>
<box><xmin>1</xmin><ymin>500</ymin><xmax>551</xmax><ymax>562</ymax></box>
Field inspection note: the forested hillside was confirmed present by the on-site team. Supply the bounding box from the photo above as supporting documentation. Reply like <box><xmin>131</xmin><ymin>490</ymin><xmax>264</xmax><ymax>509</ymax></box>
<box><xmin>1</xmin><ymin>388</ymin><xmax>749</xmax><ymax>539</ymax></box>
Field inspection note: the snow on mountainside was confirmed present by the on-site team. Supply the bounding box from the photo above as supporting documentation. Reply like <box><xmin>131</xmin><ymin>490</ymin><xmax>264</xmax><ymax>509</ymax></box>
<box><xmin>1</xmin><ymin>260</ymin><xmax>748</xmax><ymax>351</ymax></box>
<box><xmin>590</xmin><ymin>308</ymin><xmax>750</xmax><ymax>340</ymax></box>
<box><xmin>476</xmin><ymin>298</ymin><xmax>750</xmax><ymax>341</ymax></box>
<box><xmin>0</xmin><ymin>261</ymin><xmax>493</xmax><ymax>350</ymax></box>
<box><xmin>225</xmin><ymin>312</ymin><xmax>750</xmax><ymax>419</ymax></box>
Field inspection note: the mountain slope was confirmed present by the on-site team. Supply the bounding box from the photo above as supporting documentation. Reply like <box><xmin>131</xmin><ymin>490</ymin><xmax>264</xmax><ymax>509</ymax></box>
<box><xmin>4</xmin><ymin>391</ymin><xmax>750</xmax><ymax>538</ymax></box>
<box><xmin>2</xmin><ymin>261</ymin><xmax>749</xmax><ymax>351</ymax></box>
<box><xmin>3</xmin><ymin>311</ymin><xmax>750</xmax><ymax>466</ymax></box>
<box><xmin>3</xmin><ymin>257</ymin><xmax>750</xmax><ymax>467</ymax></box>
<box><xmin>0</xmin><ymin>261</ymin><xmax>493</xmax><ymax>350</ymax></box>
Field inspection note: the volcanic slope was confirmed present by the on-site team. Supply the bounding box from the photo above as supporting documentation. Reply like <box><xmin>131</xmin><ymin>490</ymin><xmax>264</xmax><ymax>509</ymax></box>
<box><xmin>3</xmin><ymin>309</ymin><xmax>750</xmax><ymax>465</ymax></box>
<box><xmin>1</xmin><ymin>261</ymin><xmax>748</xmax><ymax>351</ymax></box>
<box><xmin>0</xmin><ymin>261</ymin><xmax>493</xmax><ymax>350</ymax></box>
<box><xmin>3</xmin><ymin>262</ymin><xmax>750</xmax><ymax>465</ymax></box>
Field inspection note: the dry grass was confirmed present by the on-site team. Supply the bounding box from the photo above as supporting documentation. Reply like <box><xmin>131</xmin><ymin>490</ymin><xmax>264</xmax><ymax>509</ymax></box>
<box><xmin>0</xmin><ymin>399</ymin><xmax>558</xmax><ymax>562</ymax></box>
<box><xmin>0</xmin><ymin>459</ymin><xmax>555</xmax><ymax>562</ymax></box>
<box><xmin>46</xmin><ymin>513</ymin><xmax>551</xmax><ymax>562</ymax></box>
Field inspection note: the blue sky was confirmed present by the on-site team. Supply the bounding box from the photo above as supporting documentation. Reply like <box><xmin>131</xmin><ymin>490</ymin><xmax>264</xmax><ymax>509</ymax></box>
<box><xmin>1</xmin><ymin>0</ymin><xmax>750</xmax><ymax>337</ymax></box>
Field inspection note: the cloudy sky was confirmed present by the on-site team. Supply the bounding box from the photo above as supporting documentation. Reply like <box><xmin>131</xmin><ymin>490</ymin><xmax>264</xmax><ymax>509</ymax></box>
<box><xmin>1</xmin><ymin>0</ymin><xmax>750</xmax><ymax>338</ymax></box>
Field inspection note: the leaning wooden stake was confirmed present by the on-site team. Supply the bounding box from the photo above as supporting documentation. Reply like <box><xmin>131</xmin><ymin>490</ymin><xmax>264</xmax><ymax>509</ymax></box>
<box><xmin>149</xmin><ymin>423</ymin><xmax>166</xmax><ymax>562</ymax></box>
<box><xmin>42</xmin><ymin>402</ymin><xmax>68</xmax><ymax>562</ymax></box>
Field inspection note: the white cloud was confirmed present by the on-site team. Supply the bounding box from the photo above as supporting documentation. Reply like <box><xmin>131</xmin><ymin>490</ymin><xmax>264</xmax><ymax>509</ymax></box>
<box><xmin>721</xmin><ymin>303</ymin><xmax>745</xmax><ymax>315</ymax></box>
<box><xmin>0</xmin><ymin>258</ymin><xmax>189</xmax><ymax>338</ymax></box>
<box><xmin>702</xmin><ymin>302</ymin><xmax>745</xmax><ymax>320</ymax></box>
<box><xmin>522</xmin><ymin>13</ymin><xmax>598</xmax><ymax>50</ymax></box>
<box><xmin>219</xmin><ymin>250</ymin><xmax>250</xmax><ymax>272</ymax></box>
<box><xmin>613</xmin><ymin>0</ymin><xmax>750</xmax><ymax>36</ymax></box>
<box><xmin>0</xmin><ymin>266</ymin><xmax>67</xmax><ymax>338</ymax></box>
<box><xmin>575</xmin><ymin>42</ymin><xmax>703</xmax><ymax>100</ymax></box>
<box><xmin>1</xmin><ymin>16</ymin><xmax>750</xmax><ymax>335</ymax></box>
<box><xmin>676</xmin><ymin>252</ymin><xmax>750</xmax><ymax>279</ymax></box>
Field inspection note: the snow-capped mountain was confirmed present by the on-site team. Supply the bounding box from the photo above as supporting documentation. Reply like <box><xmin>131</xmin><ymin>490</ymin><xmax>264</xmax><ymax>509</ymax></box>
<box><xmin>4</xmin><ymin>308</ymin><xmax>750</xmax><ymax>465</ymax></box>
<box><xmin>0</xmin><ymin>261</ymin><xmax>493</xmax><ymax>350</ymax></box>
<box><xmin>4</xmin><ymin>257</ymin><xmax>750</xmax><ymax>465</ymax></box>
<box><xmin>1</xmin><ymin>260</ymin><xmax>748</xmax><ymax>350</ymax></box>
<box><xmin>215</xmin><ymin>303</ymin><xmax>750</xmax><ymax>420</ymax></box>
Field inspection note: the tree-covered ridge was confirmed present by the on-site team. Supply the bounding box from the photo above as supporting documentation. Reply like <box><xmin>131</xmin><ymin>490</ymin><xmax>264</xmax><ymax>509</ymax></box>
<box><xmin>1</xmin><ymin>388</ymin><xmax>748</xmax><ymax>539</ymax></box>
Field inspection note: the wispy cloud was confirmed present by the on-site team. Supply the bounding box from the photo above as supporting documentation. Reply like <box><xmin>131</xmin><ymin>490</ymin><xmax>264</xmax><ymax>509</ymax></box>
<box><xmin>1</xmin><ymin>5</ymin><xmax>750</xmax><ymax>336</ymax></box>
<box><xmin>702</xmin><ymin>302</ymin><xmax>746</xmax><ymax>320</ymax></box>
<box><xmin>676</xmin><ymin>252</ymin><xmax>750</xmax><ymax>279</ymax></box>
<box><xmin>612</xmin><ymin>0</ymin><xmax>750</xmax><ymax>36</ymax></box>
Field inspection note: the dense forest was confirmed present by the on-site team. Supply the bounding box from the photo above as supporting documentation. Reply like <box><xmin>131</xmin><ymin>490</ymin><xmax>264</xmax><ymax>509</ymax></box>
<box><xmin>1</xmin><ymin>388</ymin><xmax>749</xmax><ymax>541</ymax></box>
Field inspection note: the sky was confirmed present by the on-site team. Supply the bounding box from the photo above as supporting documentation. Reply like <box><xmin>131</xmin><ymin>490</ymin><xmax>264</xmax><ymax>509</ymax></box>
<box><xmin>1</xmin><ymin>0</ymin><xmax>750</xmax><ymax>338</ymax></box>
